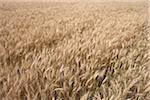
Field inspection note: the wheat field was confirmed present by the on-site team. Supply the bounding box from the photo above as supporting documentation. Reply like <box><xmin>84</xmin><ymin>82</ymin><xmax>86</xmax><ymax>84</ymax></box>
<box><xmin>0</xmin><ymin>1</ymin><xmax>149</xmax><ymax>100</ymax></box>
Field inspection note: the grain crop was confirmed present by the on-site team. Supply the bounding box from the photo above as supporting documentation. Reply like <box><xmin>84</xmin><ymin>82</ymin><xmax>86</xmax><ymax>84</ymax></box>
<box><xmin>0</xmin><ymin>1</ymin><xmax>149</xmax><ymax>100</ymax></box>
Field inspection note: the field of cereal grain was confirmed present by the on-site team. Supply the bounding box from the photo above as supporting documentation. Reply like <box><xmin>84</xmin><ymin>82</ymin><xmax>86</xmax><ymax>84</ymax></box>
<box><xmin>0</xmin><ymin>1</ymin><xmax>149</xmax><ymax>100</ymax></box>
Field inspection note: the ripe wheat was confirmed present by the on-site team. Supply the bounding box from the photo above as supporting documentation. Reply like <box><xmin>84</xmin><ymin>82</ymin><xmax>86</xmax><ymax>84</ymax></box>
<box><xmin>0</xmin><ymin>1</ymin><xmax>149</xmax><ymax>100</ymax></box>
